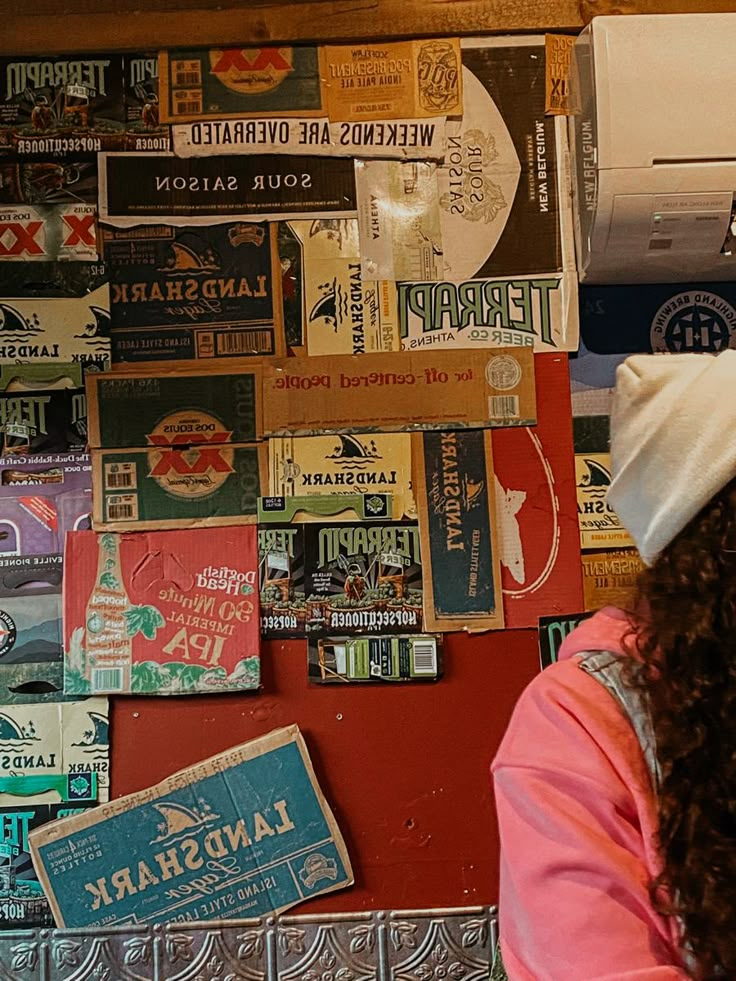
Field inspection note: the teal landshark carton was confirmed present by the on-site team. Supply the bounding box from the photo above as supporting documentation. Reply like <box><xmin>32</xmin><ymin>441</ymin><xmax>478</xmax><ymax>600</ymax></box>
<box><xmin>30</xmin><ymin>724</ymin><xmax>353</xmax><ymax>927</ymax></box>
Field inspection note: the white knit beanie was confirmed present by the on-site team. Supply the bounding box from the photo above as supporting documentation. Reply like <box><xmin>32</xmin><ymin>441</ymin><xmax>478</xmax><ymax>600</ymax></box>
<box><xmin>608</xmin><ymin>351</ymin><xmax>736</xmax><ymax>566</ymax></box>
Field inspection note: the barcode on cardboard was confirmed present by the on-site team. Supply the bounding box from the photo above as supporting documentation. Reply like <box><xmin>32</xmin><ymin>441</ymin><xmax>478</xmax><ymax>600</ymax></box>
<box><xmin>172</xmin><ymin>61</ymin><xmax>202</xmax><ymax>86</ymax></box>
<box><xmin>216</xmin><ymin>329</ymin><xmax>274</xmax><ymax>356</ymax></box>
<box><xmin>104</xmin><ymin>463</ymin><xmax>136</xmax><ymax>490</ymax></box>
<box><xmin>91</xmin><ymin>668</ymin><xmax>124</xmax><ymax>692</ymax></box>
<box><xmin>174</xmin><ymin>93</ymin><xmax>203</xmax><ymax>115</ymax></box>
<box><xmin>489</xmin><ymin>395</ymin><xmax>519</xmax><ymax>419</ymax></box>
<box><xmin>411</xmin><ymin>639</ymin><xmax>438</xmax><ymax>675</ymax></box>
<box><xmin>105</xmin><ymin>495</ymin><xmax>138</xmax><ymax>522</ymax></box>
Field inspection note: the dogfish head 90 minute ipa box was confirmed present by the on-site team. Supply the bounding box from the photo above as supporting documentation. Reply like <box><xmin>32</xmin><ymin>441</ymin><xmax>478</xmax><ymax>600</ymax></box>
<box><xmin>64</xmin><ymin>527</ymin><xmax>260</xmax><ymax>696</ymax></box>
<box><xmin>30</xmin><ymin>725</ymin><xmax>353</xmax><ymax>927</ymax></box>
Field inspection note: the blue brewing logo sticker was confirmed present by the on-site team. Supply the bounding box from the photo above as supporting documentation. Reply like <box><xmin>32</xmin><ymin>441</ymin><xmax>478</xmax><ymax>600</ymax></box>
<box><xmin>651</xmin><ymin>291</ymin><xmax>736</xmax><ymax>353</ymax></box>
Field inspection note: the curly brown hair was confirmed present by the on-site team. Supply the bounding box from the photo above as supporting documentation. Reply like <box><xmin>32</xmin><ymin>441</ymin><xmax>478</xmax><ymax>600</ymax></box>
<box><xmin>625</xmin><ymin>476</ymin><xmax>736</xmax><ymax>979</ymax></box>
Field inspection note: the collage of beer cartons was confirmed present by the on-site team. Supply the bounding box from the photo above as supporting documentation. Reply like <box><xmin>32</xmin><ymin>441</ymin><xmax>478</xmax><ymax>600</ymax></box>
<box><xmin>0</xmin><ymin>29</ymin><xmax>712</xmax><ymax>930</ymax></box>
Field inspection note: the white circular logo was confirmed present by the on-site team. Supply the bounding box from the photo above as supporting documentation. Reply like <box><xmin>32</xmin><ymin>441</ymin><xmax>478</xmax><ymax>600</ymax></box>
<box><xmin>486</xmin><ymin>354</ymin><xmax>522</xmax><ymax>391</ymax></box>
<box><xmin>650</xmin><ymin>291</ymin><xmax>736</xmax><ymax>353</ymax></box>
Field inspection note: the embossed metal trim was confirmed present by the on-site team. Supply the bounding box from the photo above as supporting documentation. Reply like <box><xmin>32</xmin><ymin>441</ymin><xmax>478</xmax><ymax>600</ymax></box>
<box><xmin>0</xmin><ymin>905</ymin><xmax>498</xmax><ymax>979</ymax></box>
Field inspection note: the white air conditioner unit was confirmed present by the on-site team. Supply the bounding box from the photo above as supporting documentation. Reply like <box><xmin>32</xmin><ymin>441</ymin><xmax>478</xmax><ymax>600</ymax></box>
<box><xmin>571</xmin><ymin>14</ymin><xmax>736</xmax><ymax>284</ymax></box>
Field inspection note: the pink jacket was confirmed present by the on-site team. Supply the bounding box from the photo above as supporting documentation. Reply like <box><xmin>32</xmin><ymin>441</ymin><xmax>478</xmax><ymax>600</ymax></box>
<box><xmin>491</xmin><ymin>607</ymin><xmax>689</xmax><ymax>979</ymax></box>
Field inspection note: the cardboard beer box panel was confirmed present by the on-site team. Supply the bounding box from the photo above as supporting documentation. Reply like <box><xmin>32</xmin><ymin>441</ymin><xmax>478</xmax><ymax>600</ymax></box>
<box><xmin>259</xmin><ymin>524</ymin><xmax>307</xmax><ymax>639</ymax></box>
<box><xmin>268</xmin><ymin>433</ymin><xmax>416</xmax><ymax>520</ymax></box>
<box><xmin>0</xmin><ymin>451</ymin><xmax>92</xmax><ymax>558</ymax></box>
<box><xmin>30</xmin><ymin>724</ymin><xmax>354</xmax><ymax>927</ymax></box>
<box><xmin>572</xmin><ymin>414</ymin><xmax>633</xmax><ymax>551</ymax></box>
<box><xmin>64</xmin><ymin>527</ymin><xmax>260</xmax><ymax>696</ymax></box>
<box><xmin>492</xmin><ymin>354</ymin><xmax>584</xmax><ymax>628</ymax></box>
<box><xmin>0</xmin><ymin>282</ymin><xmax>111</xmax><ymax>371</ymax></box>
<box><xmin>91</xmin><ymin>443</ymin><xmax>265</xmax><ymax>531</ymax></box>
<box><xmin>581</xmin><ymin>548</ymin><xmax>644</xmax><ymax>612</ymax></box>
<box><xmin>283</xmin><ymin>219</ymin><xmax>399</xmax><ymax>357</ymax></box>
<box><xmin>0</xmin><ymin>364</ymin><xmax>83</xmax><ymax>392</ymax></box>
<box><xmin>321</xmin><ymin>38</ymin><xmax>462</xmax><ymax>122</ymax></box>
<box><xmin>101</xmin><ymin>221</ymin><xmax>284</xmax><ymax>363</ymax></box>
<box><xmin>0</xmin><ymin>555</ymin><xmax>62</xmax><ymax>674</ymax></box>
<box><xmin>258</xmin><ymin>493</ymin><xmax>393</xmax><ymax>523</ymax></box>
<box><xmin>278</xmin><ymin>223</ymin><xmax>305</xmax><ymax>349</ymax></box>
<box><xmin>0</xmin><ymin>203</ymin><xmax>97</xmax><ymax>262</ymax></box>
<box><xmin>0</xmin><ymin>802</ymin><xmax>95</xmax><ymax>928</ymax></box>
<box><xmin>580</xmin><ymin>281</ymin><xmax>736</xmax><ymax>355</ymax></box>
<box><xmin>0</xmin><ymin>55</ymin><xmax>126</xmax><ymax>154</ymax></box>
<box><xmin>0</xmin><ymin>697</ymin><xmax>109</xmax><ymax>805</ymax></box>
<box><xmin>122</xmin><ymin>52</ymin><xmax>171</xmax><ymax>152</ymax></box>
<box><xmin>413</xmin><ymin>429</ymin><xmax>504</xmax><ymax>632</ymax></box>
<box><xmin>0</xmin><ymin>260</ymin><xmax>107</xmax><ymax>299</ymax></box>
<box><xmin>308</xmin><ymin>634</ymin><xmax>442</xmax><ymax>684</ymax></box>
<box><xmin>538</xmin><ymin>611</ymin><xmax>592</xmax><ymax>669</ymax></box>
<box><xmin>0</xmin><ymin>160</ymin><xmax>97</xmax><ymax>206</ymax></box>
<box><xmin>303</xmin><ymin>520</ymin><xmax>423</xmax><ymax>637</ymax></box>
<box><xmin>262</xmin><ymin>347</ymin><xmax>536</xmax><ymax>436</ymax></box>
<box><xmin>87</xmin><ymin>362</ymin><xmax>262</xmax><ymax>449</ymax></box>
<box><xmin>158</xmin><ymin>46</ymin><xmax>325</xmax><ymax>122</ymax></box>
<box><xmin>0</xmin><ymin>387</ymin><xmax>87</xmax><ymax>456</ymax></box>
<box><xmin>172</xmin><ymin>115</ymin><xmax>448</xmax><ymax>161</ymax></box>
<box><xmin>98</xmin><ymin>152</ymin><xmax>358</xmax><ymax>227</ymax></box>
<box><xmin>390</xmin><ymin>36</ymin><xmax>578</xmax><ymax>353</ymax></box>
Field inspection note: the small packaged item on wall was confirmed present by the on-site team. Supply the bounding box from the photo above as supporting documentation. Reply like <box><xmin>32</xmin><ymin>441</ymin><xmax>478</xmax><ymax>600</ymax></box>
<box><xmin>30</xmin><ymin>725</ymin><xmax>354</xmax><ymax>927</ymax></box>
<box><xmin>308</xmin><ymin>633</ymin><xmax>442</xmax><ymax>684</ymax></box>
<box><xmin>64</xmin><ymin>526</ymin><xmax>261</xmax><ymax>695</ymax></box>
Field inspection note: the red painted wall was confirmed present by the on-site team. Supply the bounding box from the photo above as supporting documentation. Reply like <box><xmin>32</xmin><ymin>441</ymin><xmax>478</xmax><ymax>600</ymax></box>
<box><xmin>110</xmin><ymin>629</ymin><xmax>539</xmax><ymax>911</ymax></box>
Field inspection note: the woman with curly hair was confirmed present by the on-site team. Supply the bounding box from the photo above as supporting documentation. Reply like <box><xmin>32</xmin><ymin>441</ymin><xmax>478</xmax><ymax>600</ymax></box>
<box><xmin>492</xmin><ymin>352</ymin><xmax>736</xmax><ymax>980</ymax></box>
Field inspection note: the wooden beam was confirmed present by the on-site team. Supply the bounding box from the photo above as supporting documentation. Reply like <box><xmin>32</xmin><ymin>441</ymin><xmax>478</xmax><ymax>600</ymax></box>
<box><xmin>4</xmin><ymin>0</ymin><xmax>736</xmax><ymax>54</ymax></box>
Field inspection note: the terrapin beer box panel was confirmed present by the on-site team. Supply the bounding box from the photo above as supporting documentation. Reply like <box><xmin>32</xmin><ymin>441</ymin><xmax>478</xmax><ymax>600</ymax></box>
<box><xmin>262</xmin><ymin>348</ymin><xmax>536</xmax><ymax>436</ymax></box>
<box><xmin>0</xmin><ymin>802</ymin><xmax>94</xmax><ymax>927</ymax></box>
<box><xmin>98</xmin><ymin>152</ymin><xmax>358</xmax><ymax>227</ymax></box>
<box><xmin>580</xmin><ymin>282</ymin><xmax>736</xmax><ymax>355</ymax></box>
<box><xmin>303</xmin><ymin>521</ymin><xmax>423</xmax><ymax>637</ymax></box>
<box><xmin>158</xmin><ymin>47</ymin><xmax>324</xmax><ymax>122</ymax></box>
<box><xmin>0</xmin><ymin>388</ymin><xmax>87</xmax><ymax>455</ymax></box>
<box><xmin>0</xmin><ymin>55</ymin><xmax>126</xmax><ymax>154</ymax></box>
<box><xmin>86</xmin><ymin>363</ymin><xmax>264</xmax><ymax>529</ymax></box>
<box><xmin>0</xmin><ymin>160</ymin><xmax>97</xmax><ymax>206</ymax></box>
<box><xmin>64</xmin><ymin>527</ymin><xmax>260</xmax><ymax>696</ymax></box>
<box><xmin>259</xmin><ymin>524</ymin><xmax>306</xmax><ymax>639</ymax></box>
<box><xmin>413</xmin><ymin>430</ymin><xmax>503</xmax><ymax>632</ymax></box>
<box><xmin>0</xmin><ymin>697</ymin><xmax>109</xmax><ymax>804</ymax></box>
<box><xmin>101</xmin><ymin>222</ymin><xmax>284</xmax><ymax>363</ymax></box>
<box><xmin>394</xmin><ymin>37</ymin><xmax>578</xmax><ymax>353</ymax></box>
<box><xmin>283</xmin><ymin>219</ymin><xmax>398</xmax><ymax>357</ymax></box>
<box><xmin>492</xmin><ymin>354</ymin><xmax>584</xmax><ymax>628</ymax></box>
<box><xmin>122</xmin><ymin>53</ymin><xmax>170</xmax><ymax>152</ymax></box>
<box><xmin>0</xmin><ymin>283</ymin><xmax>110</xmax><ymax>371</ymax></box>
<box><xmin>30</xmin><ymin>725</ymin><xmax>354</xmax><ymax>926</ymax></box>
<box><xmin>320</xmin><ymin>38</ymin><xmax>462</xmax><ymax>121</ymax></box>
<box><xmin>268</xmin><ymin>433</ymin><xmax>416</xmax><ymax>519</ymax></box>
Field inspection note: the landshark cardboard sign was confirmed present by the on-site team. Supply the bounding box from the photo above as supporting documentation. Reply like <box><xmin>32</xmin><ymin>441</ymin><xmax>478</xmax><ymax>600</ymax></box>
<box><xmin>30</xmin><ymin>725</ymin><xmax>353</xmax><ymax>927</ymax></box>
<box><xmin>492</xmin><ymin>353</ymin><xmax>583</xmax><ymax>628</ymax></box>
